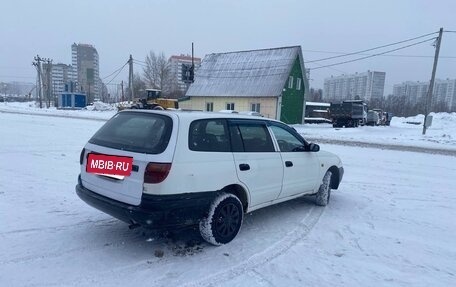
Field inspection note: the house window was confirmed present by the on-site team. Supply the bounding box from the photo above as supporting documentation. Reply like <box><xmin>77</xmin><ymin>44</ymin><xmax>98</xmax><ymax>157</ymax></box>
<box><xmin>288</xmin><ymin>76</ymin><xmax>294</xmax><ymax>89</ymax></box>
<box><xmin>296</xmin><ymin>78</ymin><xmax>302</xmax><ymax>90</ymax></box>
<box><xmin>251</xmin><ymin>103</ymin><xmax>260</xmax><ymax>112</ymax></box>
<box><xmin>206</xmin><ymin>102</ymin><xmax>214</xmax><ymax>112</ymax></box>
<box><xmin>226</xmin><ymin>103</ymin><xmax>235</xmax><ymax>110</ymax></box>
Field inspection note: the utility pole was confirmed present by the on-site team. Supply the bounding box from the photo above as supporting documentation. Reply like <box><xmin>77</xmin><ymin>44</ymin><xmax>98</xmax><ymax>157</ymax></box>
<box><xmin>129</xmin><ymin>55</ymin><xmax>134</xmax><ymax>100</ymax></box>
<box><xmin>46</xmin><ymin>58</ymin><xmax>52</xmax><ymax>108</ymax></box>
<box><xmin>33</xmin><ymin>55</ymin><xmax>52</xmax><ymax>108</ymax></box>
<box><xmin>121</xmin><ymin>80</ymin><xmax>124</xmax><ymax>102</ymax></box>
<box><xmin>32</xmin><ymin>55</ymin><xmax>43</xmax><ymax>108</ymax></box>
<box><xmin>191</xmin><ymin>42</ymin><xmax>194</xmax><ymax>83</ymax></box>
<box><xmin>422</xmin><ymin>27</ymin><xmax>443</xmax><ymax>135</ymax></box>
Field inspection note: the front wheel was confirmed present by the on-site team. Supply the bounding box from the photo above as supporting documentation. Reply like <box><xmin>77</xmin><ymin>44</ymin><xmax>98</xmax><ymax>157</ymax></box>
<box><xmin>199</xmin><ymin>193</ymin><xmax>244</xmax><ymax>245</ymax></box>
<box><xmin>315</xmin><ymin>171</ymin><xmax>332</xmax><ymax>206</ymax></box>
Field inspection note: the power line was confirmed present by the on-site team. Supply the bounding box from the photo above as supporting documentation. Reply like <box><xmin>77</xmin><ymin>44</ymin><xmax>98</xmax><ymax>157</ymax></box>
<box><xmin>309</xmin><ymin>37</ymin><xmax>437</xmax><ymax>70</ymax></box>
<box><xmin>102</xmin><ymin>61</ymin><xmax>128</xmax><ymax>80</ymax></box>
<box><xmin>303</xmin><ymin>49</ymin><xmax>456</xmax><ymax>59</ymax></box>
<box><xmin>133</xmin><ymin>60</ymin><xmax>148</xmax><ymax>68</ymax></box>
<box><xmin>183</xmin><ymin>37</ymin><xmax>435</xmax><ymax>79</ymax></box>
<box><xmin>306</xmin><ymin>31</ymin><xmax>439</xmax><ymax>63</ymax></box>
<box><xmin>105</xmin><ymin>64</ymin><xmax>128</xmax><ymax>86</ymax></box>
<box><xmin>133</xmin><ymin>58</ymin><xmax>147</xmax><ymax>64</ymax></box>
<box><xmin>307</xmin><ymin>61</ymin><xmax>348</xmax><ymax>74</ymax></box>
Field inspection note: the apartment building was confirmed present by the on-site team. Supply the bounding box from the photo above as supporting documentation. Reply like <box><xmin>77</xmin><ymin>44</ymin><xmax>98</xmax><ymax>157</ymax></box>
<box><xmin>393</xmin><ymin>79</ymin><xmax>456</xmax><ymax>110</ymax></box>
<box><xmin>71</xmin><ymin>43</ymin><xmax>100</xmax><ymax>102</ymax></box>
<box><xmin>50</xmin><ymin>63</ymin><xmax>73</xmax><ymax>96</ymax></box>
<box><xmin>324</xmin><ymin>70</ymin><xmax>386</xmax><ymax>103</ymax></box>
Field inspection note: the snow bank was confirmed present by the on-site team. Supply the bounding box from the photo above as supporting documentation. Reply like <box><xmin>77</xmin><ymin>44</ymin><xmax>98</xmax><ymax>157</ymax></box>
<box><xmin>0</xmin><ymin>101</ymin><xmax>116</xmax><ymax>120</ymax></box>
<box><xmin>295</xmin><ymin>112</ymin><xmax>456</xmax><ymax>151</ymax></box>
<box><xmin>85</xmin><ymin>101</ymin><xmax>116</xmax><ymax>111</ymax></box>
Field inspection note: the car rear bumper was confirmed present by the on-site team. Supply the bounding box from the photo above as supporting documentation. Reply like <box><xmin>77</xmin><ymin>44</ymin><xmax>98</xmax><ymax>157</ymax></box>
<box><xmin>76</xmin><ymin>175</ymin><xmax>216</xmax><ymax>229</ymax></box>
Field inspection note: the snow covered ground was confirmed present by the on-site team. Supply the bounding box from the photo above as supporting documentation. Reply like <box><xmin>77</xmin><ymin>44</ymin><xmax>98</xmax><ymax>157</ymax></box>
<box><xmin>295</xmin><ymin>113</ymin><xmax>456</xmax><ymax>151</ymax></box>
<box><xmin>0</xmin><ymin>110</ymin><xmax>455</xmax><ymax>286</ymax></box>
<box><xmin>0</xmin><ymin>101</ymin><xmax>116</xmax><ymax>121</ymax></box>
<box><xmin>1</xmin><ymin>101</ymin><xmax>455</xmax><ymax>151</ymax></box>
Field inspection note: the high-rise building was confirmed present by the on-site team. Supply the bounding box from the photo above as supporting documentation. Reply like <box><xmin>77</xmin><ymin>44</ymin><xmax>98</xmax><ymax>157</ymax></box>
<box><xmin>393</xmin><ymin>79</ymin><xmax>456</xmax><ymax>110</ymax></box>
<box><xmin>323</xmin><ymin>70</ymin><xmax>386</xmax><ymax>103</ymax></box>
<box><xmin>71</xmin><ymin>43</ymin><xmax>100</xmax><ymax>102</ymax></box>
<box><xmin>168</xmin><ymin>55</ymin><xmax>201</xmax><ymax>92</ymax></box>
<box><xmin>392</xmin><ymin>81</ymin><xmax>428</xmax><ymax>106</ymax></box>
<box><xmin>48</xmin><ymin>63</ymin><xmax>73</xmax><ymax>96</ymax></box>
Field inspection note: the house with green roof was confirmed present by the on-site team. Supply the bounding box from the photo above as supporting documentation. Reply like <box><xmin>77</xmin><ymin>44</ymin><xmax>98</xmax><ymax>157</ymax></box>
<box><xmin>179</xmin><ymin>46</ymin><xmax>309</xmax><ymax>124</ymax></box>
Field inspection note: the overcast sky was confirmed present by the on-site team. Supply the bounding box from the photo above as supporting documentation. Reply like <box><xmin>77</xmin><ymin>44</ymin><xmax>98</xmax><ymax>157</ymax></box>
<box><xmin>1</xmin><ymin>0</ymin><xmax>455</xmax><ymax>94</ymax></box>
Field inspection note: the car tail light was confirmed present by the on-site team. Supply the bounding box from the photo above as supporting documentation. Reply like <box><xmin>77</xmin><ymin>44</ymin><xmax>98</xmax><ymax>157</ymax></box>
<box><xmin>79</xmin><ymin>148</ymin><xmax>86</xmax><ymax>165</ymax></box>
<box><xmin>144</xmin><ymin>163</ymin><xmax>171</xmax><ymax>184</ymax></box>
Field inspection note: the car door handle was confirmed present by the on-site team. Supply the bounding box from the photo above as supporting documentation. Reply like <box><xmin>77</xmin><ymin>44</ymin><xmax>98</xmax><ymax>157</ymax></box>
<box><xmin>285</xmin><ymin>161</ymin><xmax>293</xmax><ymax>167</ymax></box>
<box><xmin>239</xmin><ymin>164</ymin><xmax>250</xmax><ymax>171</ymax></box>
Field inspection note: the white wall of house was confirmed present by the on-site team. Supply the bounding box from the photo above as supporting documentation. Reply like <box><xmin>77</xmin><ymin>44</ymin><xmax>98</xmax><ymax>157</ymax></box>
<box><xmin>179</xmin><ymin>96</ymin><xmax>278</xmax><ymax>119</ymax></box>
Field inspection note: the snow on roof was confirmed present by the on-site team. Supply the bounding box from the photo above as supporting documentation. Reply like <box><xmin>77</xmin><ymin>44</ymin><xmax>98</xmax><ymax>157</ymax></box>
<box><xmin>186</xmin><ymin>46</ymin><xmax>305</xmax><ymax>98</ymax></box>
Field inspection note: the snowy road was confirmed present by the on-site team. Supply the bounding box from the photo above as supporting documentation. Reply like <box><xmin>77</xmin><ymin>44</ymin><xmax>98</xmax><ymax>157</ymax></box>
<box><xmin>1</xmin><ymin>113</ymin><xmax>455</xmax><ymax>286</ymax></box>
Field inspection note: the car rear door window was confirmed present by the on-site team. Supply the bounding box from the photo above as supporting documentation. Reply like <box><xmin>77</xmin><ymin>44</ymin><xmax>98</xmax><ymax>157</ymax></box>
<box><xmin>189</xmin><ymin>119</ymin><xmax>230</xmax><ymax>152</ymax></box>
<box><xmin>89</xmin><ymin>112</ymin><xmax>172</xmax><ymax>154</ymax></box>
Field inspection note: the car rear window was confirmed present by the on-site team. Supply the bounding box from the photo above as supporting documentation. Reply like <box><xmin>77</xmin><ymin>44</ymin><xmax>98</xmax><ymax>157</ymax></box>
<box><xmin>89</xmin><ymin>112</ymin><xmax>173</xmax><ymax>154</ymax></box>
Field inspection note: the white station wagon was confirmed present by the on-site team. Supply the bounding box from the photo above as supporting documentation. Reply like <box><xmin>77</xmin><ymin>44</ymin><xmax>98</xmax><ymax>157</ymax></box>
<box><xmin>76</xmin><ymin>110</ymin><xmax>343</xmax><ymax>245</ymax></box>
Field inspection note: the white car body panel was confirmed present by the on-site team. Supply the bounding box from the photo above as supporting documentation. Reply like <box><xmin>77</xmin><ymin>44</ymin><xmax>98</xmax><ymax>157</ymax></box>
<box><xmin>80</xmin><ymin>110</ymin><xmax>343</xmax><ymax>213</ymax></box>
<box><xmin>232</xmin><ymin>152</ymin><xmax>284</xmax><ymax>207</ymax></box>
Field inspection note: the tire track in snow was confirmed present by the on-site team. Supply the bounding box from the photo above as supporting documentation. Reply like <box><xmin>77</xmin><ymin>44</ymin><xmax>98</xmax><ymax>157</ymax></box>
<box><xmin>0</xmin><ymin>219</ymin><xmax>125</xmax><ymax>266</ymax></box>
<box><xmin>182</xmin><ymin>205</ymin><xmax>324</xmax><ymax>287</ymax></box>
<box><xmin>307</xmin><ymin>137</ymin><xmax>456</xmax><ymax>157</ymax></box>
<box><xmin>0</xmin><ymin>218</ymin><xmax>117</xmax><ymax>236</ymax></box>
<box><xmin>0</xmin><ymin>109</ymin><xmax>110</xmax><ymax>122</ymax></box>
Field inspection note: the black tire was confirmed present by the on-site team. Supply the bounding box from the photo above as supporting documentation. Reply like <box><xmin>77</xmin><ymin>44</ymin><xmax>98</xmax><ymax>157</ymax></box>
<box><xmin>199</xmin><ymin>193</ymin><xmax>243</xmax><ymax>245</ymax></box>
<box><xmin>315</xmin><ymin>171</ymin><xmax>332</xmax><ymax>206</ymax></box>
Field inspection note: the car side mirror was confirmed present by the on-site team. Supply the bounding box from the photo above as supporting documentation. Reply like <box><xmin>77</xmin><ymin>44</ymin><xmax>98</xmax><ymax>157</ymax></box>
<box><xmin>308</xmin><ymin>143</ymin><xmax>320</xmax><ymax>152</ymax></box>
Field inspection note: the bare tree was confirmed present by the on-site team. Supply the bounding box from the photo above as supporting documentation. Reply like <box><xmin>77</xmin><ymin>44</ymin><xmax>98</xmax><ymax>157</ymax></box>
<box><xmin>308</xmin><ymin>88</ymin><xmax>323</xmax><ymax>102</ymax></box>
<box><xmin>133</xmin><ymin>72</ymin><xmax>146</xmax><ymax>97</ymax></box>
<box><xmin>142</xmin><ymin>51</ymin><xmax>173</xmax><ymax>95</ymax></box>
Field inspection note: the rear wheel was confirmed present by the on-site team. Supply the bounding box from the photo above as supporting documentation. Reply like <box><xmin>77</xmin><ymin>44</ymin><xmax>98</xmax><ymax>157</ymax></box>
<box><xmin>315</xmin><ymin>171</ymin><xmax>332</xmax><ymax>206</ymax></box>
<box><xmin>199</xmin><ymin>193</ymin><xmax>243</xmax><ymax>245</ymax></box>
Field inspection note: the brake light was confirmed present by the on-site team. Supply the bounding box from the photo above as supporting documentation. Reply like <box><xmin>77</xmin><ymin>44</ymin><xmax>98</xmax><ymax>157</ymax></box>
<box><xmin>144</xmin><ymin>163</ymin><xmax>171</xmax><ymax>184</ymax></box>
<box><xmin>79</xmin><ymin>148</ymin><xmax>86</xmax><ymax>165</ymax></box>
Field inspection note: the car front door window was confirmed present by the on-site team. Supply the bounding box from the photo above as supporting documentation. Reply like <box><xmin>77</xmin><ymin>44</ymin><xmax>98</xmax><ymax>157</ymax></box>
<box><xmin>269</xmin><ymin>125</ymin><xmax>303</xmax><ymax>152</ymax></box>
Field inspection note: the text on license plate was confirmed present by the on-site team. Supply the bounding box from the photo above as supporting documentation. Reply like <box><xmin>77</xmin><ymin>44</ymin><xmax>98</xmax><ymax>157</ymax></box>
<box><xmin>86</xmin><ymin>154</ymin><xmax>133</xmax><ymax>177</ymax></box>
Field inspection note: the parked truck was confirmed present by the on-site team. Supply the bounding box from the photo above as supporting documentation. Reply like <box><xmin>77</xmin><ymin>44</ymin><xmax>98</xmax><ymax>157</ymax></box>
<box><xmin>330</xmin><ymin>100</ymin><xmax>367</xmax><ymax>128</ymax></box>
